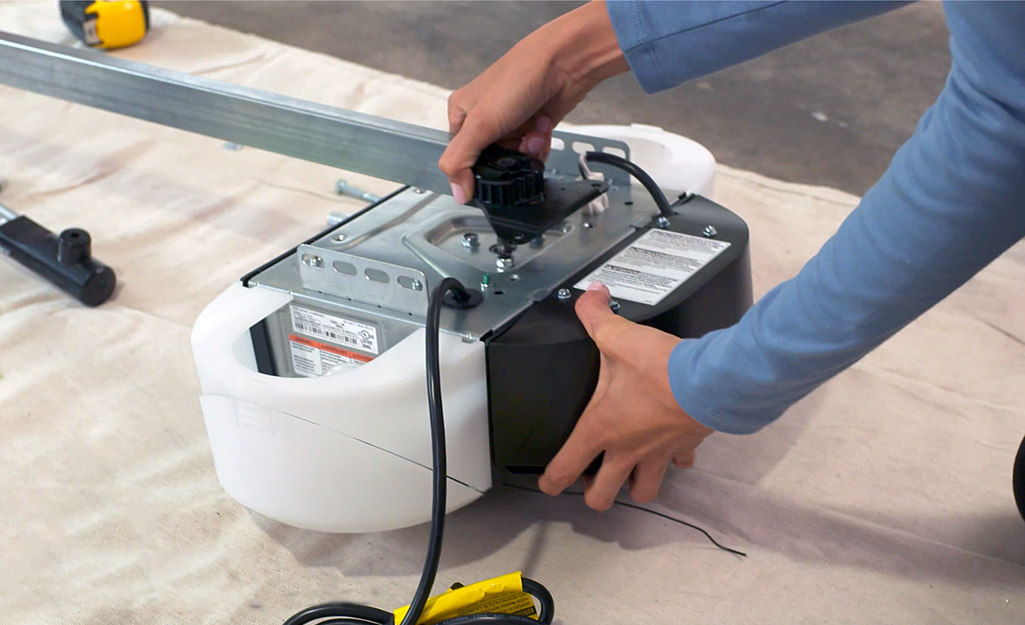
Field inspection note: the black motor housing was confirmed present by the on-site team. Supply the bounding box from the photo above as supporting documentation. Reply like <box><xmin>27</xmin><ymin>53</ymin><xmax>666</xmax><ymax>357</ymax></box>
<box><xmin>1015</xmin><ymin>433</ymin><xmax>1025</xmax><ymax>522</ymax></box>
<box><xmin>486</xmin><ymin>195</ymin><xmax>753</xmax><ymax>473</ymax></box>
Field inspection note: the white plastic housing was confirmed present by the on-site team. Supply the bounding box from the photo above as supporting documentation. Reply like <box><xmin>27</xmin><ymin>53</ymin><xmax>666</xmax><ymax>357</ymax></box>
<box><xmin>569</xmin><ymin>123</ymin><xmax>718</xmax><ymax>199</ymax></box>
<box><xmin>191</xmin><ymin>282</ymin><xmax>491</xmax><ymax>533</ymax></box>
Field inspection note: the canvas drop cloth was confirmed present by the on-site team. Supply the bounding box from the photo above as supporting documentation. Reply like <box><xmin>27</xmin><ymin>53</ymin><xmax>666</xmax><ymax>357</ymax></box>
<box><xmin>1</xmin><ymin>3</ymin><xmax>1023</xmax><ymax>624</ymax></box>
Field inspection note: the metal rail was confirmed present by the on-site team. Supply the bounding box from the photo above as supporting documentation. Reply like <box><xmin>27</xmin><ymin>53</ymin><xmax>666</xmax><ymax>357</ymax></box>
<box><xmin>0</xmin><ymin>31</ymin><xmax>453</xmax><ymax>194</ymax></box>
<box><xmin>0</xmin><ymin>32</ymin><xmax>630</xmax><ymax>196</ymax></box>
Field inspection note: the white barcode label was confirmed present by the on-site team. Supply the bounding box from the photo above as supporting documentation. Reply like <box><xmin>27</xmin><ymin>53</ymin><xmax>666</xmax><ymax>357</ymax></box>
<box><xmin>290</xmin><ymin>306</ymin><xmax>380</xmax><ymax>355</ymax></box>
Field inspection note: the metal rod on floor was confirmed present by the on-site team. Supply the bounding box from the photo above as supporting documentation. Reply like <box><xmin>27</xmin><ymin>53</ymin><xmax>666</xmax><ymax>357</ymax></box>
<box><xmin>0</xmin><ymin>202</ymin><xmax>17</xmax><ymax>225</ymax></box>
<box><xmin>0</xmin><ymin>31</ymin><xmax>452</xmax><ymax>195</ymax></box>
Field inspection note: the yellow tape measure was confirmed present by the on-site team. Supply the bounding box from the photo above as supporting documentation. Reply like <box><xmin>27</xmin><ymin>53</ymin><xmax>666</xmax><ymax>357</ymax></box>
<box><xmin>60</xmin><ymin>0</ymin><xmax>150</xmax><ymax>50</ymax></box>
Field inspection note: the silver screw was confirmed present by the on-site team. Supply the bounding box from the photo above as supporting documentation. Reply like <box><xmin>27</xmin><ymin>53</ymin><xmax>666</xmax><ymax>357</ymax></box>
<box><xmin>556</xmin><ymin>288</ymin><xmax>572</xmax><ymax>301</ymax></box>
<box><xmin>335</xmin><ymin>179</ymin><xmax>380</xmax><ymax>203</ymax></box>
<box><xmin>609</xmin><ymin>299</ymin><xmax>621</xmax><ymax>313</ymax></box>
<box><xmin>656</xmin><ymin>216</ymin><xmax>671</xmax><ymax>229</ymax></box>
<box><xmin>333</xmin><ymin>233</ymin><xmax>347</xmax><ymax>242</ymax></box>
<box><xmin>301</xmin><ymin>254</ymin><xmax>324</xmax><ymax>268</ymax></box>
<box><xmin>582</xmin><ymin>221</ymin><xmax>594</xmax><ymax>229</ymax></box>
<box><xmin>410</xmin><ymin>279</ymin><xmax>423</xmax><ymax>291</ymax></box>
<box><xmin>462</xmin><ymin>232</ymin><xmax>480</xmax><ymax>249</ymax></box>
<box><xmin>703</xmin><ymin>225</ymin><xmax>718</xmax><ymax>238</ymax></box>
<box><xmin>496</xmin><ymin>256</ymin><xmax>515</xmax><ymax>271</ymax></box>
<box><xmin>414</xmin><ymin>188</ymin><xmax>427</xmax><ymax>194</ymax></box>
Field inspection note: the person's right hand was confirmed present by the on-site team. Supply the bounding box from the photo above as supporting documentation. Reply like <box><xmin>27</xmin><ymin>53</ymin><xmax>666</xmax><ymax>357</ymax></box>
<box><xmin>438</xmin><ymin>0</ymin><xmax>630</xmax><ymax>204</ymax></box>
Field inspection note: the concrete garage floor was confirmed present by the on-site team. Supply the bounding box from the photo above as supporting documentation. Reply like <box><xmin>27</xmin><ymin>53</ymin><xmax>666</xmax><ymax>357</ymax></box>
<box><xmin>154</xmin><ymin>1</ymin><xmax>951</xmax><ymax>197</ymax></box>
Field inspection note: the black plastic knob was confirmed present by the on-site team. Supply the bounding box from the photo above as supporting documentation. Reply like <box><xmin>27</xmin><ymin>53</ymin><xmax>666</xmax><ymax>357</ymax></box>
<box><xmin>473</xmin><ymin>145</ymin><xmax>545</xmax><ymax>208</ymax></box>
<box><xmin>57</xmin><ymin>228</ymin><xmax>92</xmax><ymax>266</ymax></box>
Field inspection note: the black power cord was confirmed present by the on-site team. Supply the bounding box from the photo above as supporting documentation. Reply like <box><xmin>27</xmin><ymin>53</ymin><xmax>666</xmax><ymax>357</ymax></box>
<box><xmin>583</xmin><ymin>151</ymin><xmax>676</xmax><ymax>218</ymax></box>
<box><xmin>282</xmin><ymin>278</ymin><xmax>553</xmax><ymax>625</ymax></box>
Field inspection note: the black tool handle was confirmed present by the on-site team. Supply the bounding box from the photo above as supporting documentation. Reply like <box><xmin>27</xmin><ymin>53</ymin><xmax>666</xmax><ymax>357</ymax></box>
<box><xmin>0</xmin><ymin>216</ymin><xmax>116</xmax><ymax>306</ymax></box>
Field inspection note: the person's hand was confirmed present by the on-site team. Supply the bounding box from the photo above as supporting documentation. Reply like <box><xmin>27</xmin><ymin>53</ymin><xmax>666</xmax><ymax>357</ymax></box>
<box><xmin>438</xmin><ymin>1</ymin><xmax>629</xmax><ymax>204</ymax></box>
<box><xmin>538</xmin><ymin>282</ymin><xmax>715</xmax><ymax>510</ymax></box>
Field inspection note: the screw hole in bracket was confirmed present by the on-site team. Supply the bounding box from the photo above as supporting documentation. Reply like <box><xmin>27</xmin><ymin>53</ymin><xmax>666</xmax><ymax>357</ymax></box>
<box><xmin>397</xmin><ymin>275</ymin><xmax>424</xmax><ymax>291</ymax></box>
<box><xmin>333</xmin><ymin>261</ymin><xmax>357</xmax><ymax>275</ymax></box>
<box><xmin>365</xmin><ymin>268</ymin><xmax>389</xmax><ymax>284</ymax></box>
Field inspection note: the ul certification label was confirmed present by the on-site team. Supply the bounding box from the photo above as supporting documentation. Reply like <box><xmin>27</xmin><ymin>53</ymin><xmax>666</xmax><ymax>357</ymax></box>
<box><xmin>575</xmin><ymin>230</ymin><xmax>731</xmax><ymax>306</ymax></box>
<box><xmin>290</xmin><ymin>305</ymin><xmax>379</xmax><ymax>354</ymax></box>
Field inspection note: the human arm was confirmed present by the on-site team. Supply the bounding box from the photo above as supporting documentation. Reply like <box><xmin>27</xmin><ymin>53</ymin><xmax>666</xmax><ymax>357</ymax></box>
<box><xmin>668</xmin><ymin>3</ymin><xmax>1025</xmax><ymax>433</ymax></box>
<box><xmin>438</xmin><ymin>0</ymin><xmax>908</xmax><ymax>201</ymax></box>
<box><xmin>542</xmin><ymin>3</ymin><xmax>1025</xmax><ymax>507</ymax></box>
<box><xmin>438</xmin><ymin>0</ymin><xmax>629</xmax><ymax>203</ymax></box>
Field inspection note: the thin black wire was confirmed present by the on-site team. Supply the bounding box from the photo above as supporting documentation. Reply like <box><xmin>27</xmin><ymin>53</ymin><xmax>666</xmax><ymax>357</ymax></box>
<box><xmin>503</xmin><ymin>482</ymin><xmax>747</xmax><ymax>558</ymax></box>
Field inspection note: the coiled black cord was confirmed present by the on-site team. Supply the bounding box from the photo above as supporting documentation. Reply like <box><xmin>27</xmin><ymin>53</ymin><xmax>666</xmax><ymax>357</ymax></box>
<box><xmin>584</xmin><ymin>151</ymin><xmax>675</xmax><ymax>217</ymax></box>
<box><xmin>281</xmin><ymin>278</ymin><xmax>553</xmax><ymax>625</ymax></box>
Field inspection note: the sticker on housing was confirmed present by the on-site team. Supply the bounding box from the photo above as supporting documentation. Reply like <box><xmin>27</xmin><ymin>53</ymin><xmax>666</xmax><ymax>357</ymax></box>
<box><xmin>575</xmin><ymin>229</ymin><xmax>731</xmax><ymax>306</ymax></box>
<box><xmin>290</xmin><ymin>305</ymin><xmax>379</xmax><ymax>355</ymax></box>
<box><xmin>289</xmin><ymin>334</ymin><xmax>374</xmax><ymax>378</ymax></box>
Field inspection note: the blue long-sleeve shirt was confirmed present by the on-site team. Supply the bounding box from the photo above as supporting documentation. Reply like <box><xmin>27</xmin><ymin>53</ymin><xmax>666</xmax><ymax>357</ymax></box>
<box><xmin>606</xmin><ymin>1</ymin><xmax>1025</xmax><ymax>434</ymax></box>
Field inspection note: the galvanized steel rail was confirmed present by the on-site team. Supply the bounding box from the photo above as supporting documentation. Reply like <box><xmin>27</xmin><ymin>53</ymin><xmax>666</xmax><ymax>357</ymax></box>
<box><xmin>0</xmin><ymin>31</ymin><xmax>452</xmax><ymax>194</ymax></box>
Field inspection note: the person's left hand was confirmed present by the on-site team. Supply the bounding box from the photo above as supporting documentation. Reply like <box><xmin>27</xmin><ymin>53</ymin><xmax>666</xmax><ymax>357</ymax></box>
<box><xmin>538</xmin><ymin>282</ymin><xmax>715</xmax><ymax>510</ymax></box>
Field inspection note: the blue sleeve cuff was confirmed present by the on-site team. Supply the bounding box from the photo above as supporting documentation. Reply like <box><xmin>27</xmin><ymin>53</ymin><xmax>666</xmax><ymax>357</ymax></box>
<box><xmin>668</xmin><ymin>337</ymin><xmax>775</xmax><ymax>435</ymax></box>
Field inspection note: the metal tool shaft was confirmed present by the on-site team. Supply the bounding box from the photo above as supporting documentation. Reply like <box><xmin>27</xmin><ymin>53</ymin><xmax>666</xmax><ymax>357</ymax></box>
<box><xmin>0</xmin><ymin>31</ymin><xmax>452</xmax><ymax>194</ymax></box>
<box><xmin>0</xmin><ymin>202</ymin><xmax>17</xmax><ymax>224</ymax></box>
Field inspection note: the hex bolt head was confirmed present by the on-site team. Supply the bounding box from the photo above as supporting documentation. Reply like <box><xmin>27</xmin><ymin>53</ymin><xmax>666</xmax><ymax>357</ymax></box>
<box><xmin>656</xmin><ymin>216</ymin><xmax>671</xmax><ymax>229</ymax></box>
<box><xmin>496</xmin><ymin>256</ymin><xmax>515</xmax><ymax>271</ymax></box>
<box><xmin>556</xmin><ymin>288</ymin><xmax>572</xmax><ymax>301</ymax></box>
<box><xmin>462</xmin><ymin>232</ymin><xmax>480</xmax><ymax>249</ymax></box>
<box><xmin>703</xmin><ymin>225</ymin><xmax>718</xmax><ymax>238</ymax></box>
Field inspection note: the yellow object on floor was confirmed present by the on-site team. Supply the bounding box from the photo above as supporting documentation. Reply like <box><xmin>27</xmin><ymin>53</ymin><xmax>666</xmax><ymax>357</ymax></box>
<box><xmin>393</xmin><ymin>573</ymin><xmax>537</xmax><ymax>625</ymax></box>
<box><xmin>60</xmin><ymin>0</ymin><xmax>149</xmax><ymax>49</ymax></box>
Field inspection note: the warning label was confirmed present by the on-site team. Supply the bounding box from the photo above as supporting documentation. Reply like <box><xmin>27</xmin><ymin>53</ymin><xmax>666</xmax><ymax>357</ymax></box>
<box><xmin>290</xmin><ymin>305</ymin><xmax>379</xmax><ymax>354</ymax></box>
<box><xmin>289</xmin><ymin>334</ymin><xmax>374</xmax><ymax>378</ymax></box>
<box><xmin>575</xmin><ymin>229</ymin><xmax>731</xmax><ymax>306</ymax></box>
